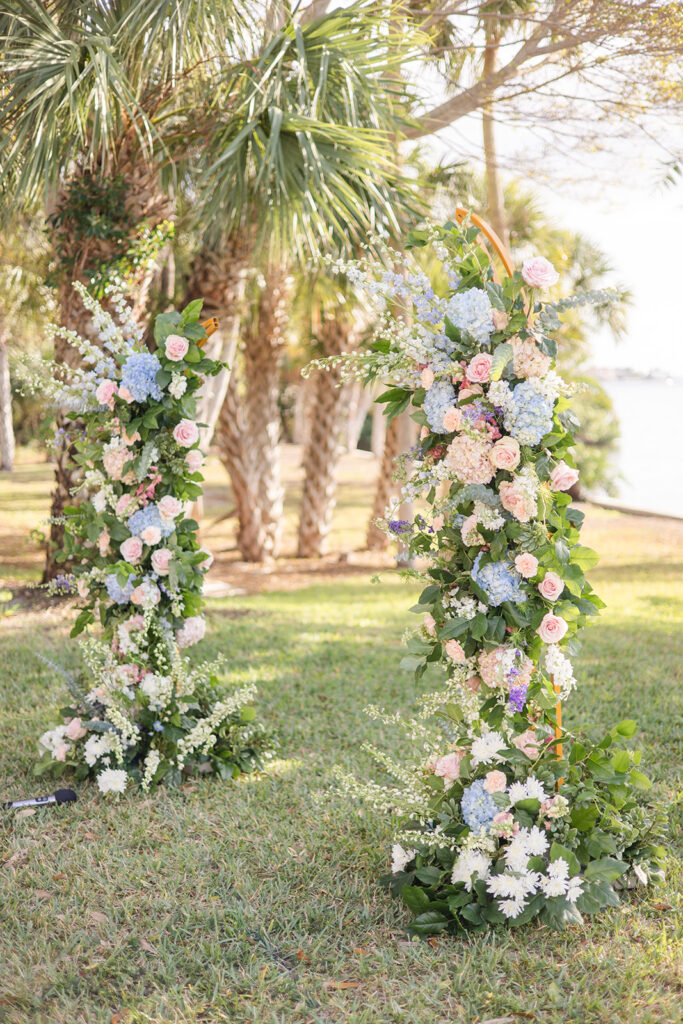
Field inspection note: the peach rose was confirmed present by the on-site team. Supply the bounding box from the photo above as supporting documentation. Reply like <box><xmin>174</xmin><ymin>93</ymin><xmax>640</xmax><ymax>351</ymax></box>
<box><xmin>549</xmin><ymin>461</ymin><xmax>579</xmax><ymax>492</ymax></box>
<box><xmin>165</xmin><ymin>334</ymin><xmax>190</xmax><ymax>361</ymax></box>
<box><xmin>158</xmin><ymin>495</ymin><xmax>183</xmax><ymax>521</ymax></box>
<box><xmin>513</xmin><ymin>729</ymin><xmax>541</xmax><ymax>759</ymax></box>
<box><xmin>423</xmin><ymin>613</ymin><xmax>436</xmax><ymax>636</ymax></box>
<box><xmin>140</xmin><ymin>525</ymin><xmax>161</xmax><ymax>546</ymax></box>
<box><xmin>151</xmin><ymin>548</ymin><xmax>172</xmax><ymax>575</ymax></box>
<box><xmin>118</xmin><ymin>386</ymin><xmax>134</xmax><ymax>404</ymax></box>
<box><xmin>198</xmin><ymin>547</ymin><xmax>214</xmax><ymax>570</ymax></box>
<box><xmin>95</xmin><ymin>379</ymin><xmax>118</xmax><ymax>408</ymax></box>
<box><xmin>442</xmin><ymin>407</ymin><xmax>462</xmax><ymax>433</ymax></box>
<box><xmin>434</xmin><ymin>752</ymin><xmax>463</xmax><ymax>783</ymax></box>
<box><xmin>489</xmin><ymin>436</ymin><xmax>520</xmax><ymax>472</ymax></box>
<box><xmin>122</xmin><ymin>428</ymin><xmax>141</xmax><ymax>445</ymax></box>
<box><xmin>466</xmin><ymin>353</ymin><xmax>493</xmax><ymax>383</ymax></box>
<box><xmin>173</xmin><ymin>419</ymin><xmax>199</xmax><ymax>448</ymax></box>
<box><xmin>537</xmin><ymin>612</ymin><xmax>568</xmax><ymax>643</ymax></box>
<box><xmin>98</xmin><ymin>529</ymin><xmax>111</xmax><ymax>557</ymax></box>
<box><xmin>54</xmin><ymin>743</ymin><xmax>68</xmax><ymax>762</ymax></box>
<box><xmin>492</xmin><ymin>309</ymin><xmax>509</xmax><ymax>331</ymax></box>
<box><xmin>120</xmin><ymin>536</ymin><xmax>143</xmax><ymax>564</ymax></box>
<box><xmin>445</xmin><ymin>638</ymin><xmax>466</xmax><ymax>663</ymax></box>
<box><xmin>538</xmin><ymin>571</ymin><xmax>564</xmax><ymax>602</ymax></box>
<box><xmin>483</xmin><ymin>770</ymin><xmax>507</xmax><ymax>794</ymax></box>
<box><xmin>65</xmin><ymin>717</ymin><xmax>87</xmax><ymax>741</ymax></box>
<box><xmin>186</xmin><ymin>449</ymin><xmax>204</xmax><ymax>473</ymax></box>
<box><xmin>421</xmin><ymin>366</ymin><xmax>434</xmax><ymax>390</ymax></box>
<box><xmin>522</xmin><ymin>256</ymin><xmax>559</xmax><ymax>289</ymax></box>
<box><xmin>458</xmin><ymin>383</ymin><xmax>483</xmax><ymax>402</ymax></box>
<box><xmin>499</xmin><ymin>480</ymin><xmax>536</xmax><ymax>523</ymax></box>
<box><xmin>514</xmin><ymin>552</ymin><xmax>538</xmax><ymax>578</ymax></box>
<box><xmin>465</xmin><ymin>674</ymin><xmax>481</xmax><ymax>693</ymax></box>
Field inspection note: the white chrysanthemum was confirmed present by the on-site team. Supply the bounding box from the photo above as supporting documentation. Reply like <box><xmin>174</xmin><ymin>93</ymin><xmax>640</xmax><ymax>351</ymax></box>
<box><xmin>84</xmin><ymin>732</ymin><xmax>118</xmax><ymax>767</ymax></box>
<box><xmin>566</xmin><ymin>881</ymin><xmax>584</xmax><ymax>903</ymax></box>
<box><xmin>499</xmin><ymin>897</ymin><xmax>525</xmax><ymax>919</ymax></box>
<box><xmin>96</xmin><ymin>768</ymin><xmax>128</xmax><ymax>794</ymax></box>
<box><xmin>486</xmin><ymin>873</ymin><xmax>512</xmax><ymax>898</ymax></box>
<box><xmin>451</xmin><ymin>850</ymin><xmax>491</xmax><ymax>890</ymax></box>
<box><xmin>391</xmin><ymin>844</ymin><xmax>416</xmax><ymax>874</ymax></box>
<box><xmin>547</xmin><ymin>857</ymin><xmax>570</xmax><ymax>880</ymax></box>
<box><xmin>524</xmin><ymin>825</ymin><xmax>549</xmax><ymax>856</ymax></box>
<box><xmin>524</xmin><ymin>777</ymin><xmax>548</xmax><ymax>802</ymax></box>
<box><xmin>470</xmin><ymin>730</ymin><xmax>506</xmax><ymax>767</ymax></box>
<box><xmin>508</xmin><ymin>781</ymin><xmax>527</xmax><ymax>804</ymax></box>
<box><xmin>505</xmin><ymin>840</ymin><xmax>529</xmax><ymax>874</ymax></box>
<box><xmin>540</xmin><ymin>876</ymin><xmax>567</xmax><ymax>898</ymax></box>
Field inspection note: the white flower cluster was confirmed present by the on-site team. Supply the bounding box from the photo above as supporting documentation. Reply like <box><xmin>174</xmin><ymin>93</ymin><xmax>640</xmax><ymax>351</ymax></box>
<box><xmin>470</xmin><ymin>730</ymin><xmax>506</xmax><ymax>767</ymax></box>
<box><xmin>544</xmin><ymin>643</ymin><xmax>577</xmax><ymax>699</ymax></box>
<box><xmin>446</xmin><ymin>591</ymin><xmax>487</xmax><ymax>621</ymax></box>
<box><xmin>508</xmin><ymin>776</ymin><xmax>549</xmax><ymax>804</ymax></box>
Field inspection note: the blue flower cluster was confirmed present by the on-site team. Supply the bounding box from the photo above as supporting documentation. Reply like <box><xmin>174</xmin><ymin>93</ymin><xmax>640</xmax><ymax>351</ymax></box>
<box><xmin>423</xmin><ymin>379</ymin><xmax>457</xmax><ymax>432</ymax></box>
<box><xmin>105</xmin><ymin>574</ymin><xmax>136</xmax><ymax>604</ymax></box>
<box><xmin>471</xmin><ymin>553</ymin><xmax>526</xmax><ymax>606</ymax></box>
<box><xmin>461</xmin><ymin>779</ymin><xmax>499</xmax><ymax>833</ymax></box>
<box><xmin>444</xmin><ymin>288</ymin><xmax>494</xmax><ymax>346</ymax></box>
<box><xmin>128</xmin><ymin>503</ymin><xmax>175</xmax><ymax>539</ymax></box>
<box><xmin>503</xmin><ymin>381</ymin><xmax>554</xmax><ymax>446</ymax></box>
<box><xmin>412</xmin><ymin>286</ymin><xmax>444</xmax><ymax>326</ymax></box>
<box><xmin>120</xmin><ymin>352</ymin><xmax>163</xmax><ymax>403</ymax></box>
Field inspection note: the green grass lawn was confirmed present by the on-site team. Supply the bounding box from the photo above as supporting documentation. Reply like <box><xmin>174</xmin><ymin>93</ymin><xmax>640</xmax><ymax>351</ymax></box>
<box><xmin>1</xmin><ymin>456</ymin><xmax>682</xmax><ymax>1024</ymax></box>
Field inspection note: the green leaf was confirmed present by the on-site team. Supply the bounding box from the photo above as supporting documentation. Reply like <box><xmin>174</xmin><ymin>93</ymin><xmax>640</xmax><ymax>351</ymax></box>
<box><xmin>569</xmin><ymin>806</ymin><xmax>599</xmax><ymax>831</ymax></box>
<box><xmin>490</xmin><ymin>341</ymin><xmax>513</xmax><ymax>380</ymax></box>
<box><xmin>610</xmin><ymin>750</ymin><xmax>630</xmax><ymax>773</ymax></box>
<box><xmin>584</xmin><ymin>857</ymin><xmax>628</xmax><ymax>883</ymax></box>
<box><xmin>550</xmin><ymin>842</ymin><xmax>581</xmax><ymax>877</ymax></box>
<box><xmin>570</xmin><ymin>545</ymin><xmax>599</xmax><ymax>570</ymax></box>
<box><xmin>185</xmin><ymin>344</ymin><xmax>203</xmax><ymax>364</ymax></box>
<box><xmin>180</xmin><ymin>298</ymin><xmax>204</xmax><ymax>324</ymax></box>
<box><xmin>407</xmin><ymin>911</ymin><xmax>451</xmax><ymax>936</ymax></box>
<box><xmin>415</xmin><ymin>866</ymin><xmax>443</xmax><ymax>886</ymax></box>
<box><xmin>614</xmin><ymin>719</ymin><xmax>638</xmax><ymax>739</ymax></box>
<box><xmin>438</xmin><ymin>617</ymin><xmax>468</xmax><ymax>640</ymax></box>
<box><xmin>628</xmin><ymin>769</ymin><xmax>652</xmax><ymax>791</ymax></box>
<box><xmin>485</xmin><ymin>280</ymin><xmax>506</xmax><ymax>310</ymax></box>
<box><xmin>401</xmin><ymin>884</ymin><xmax>431</xmax><ymax>915</ymax></box>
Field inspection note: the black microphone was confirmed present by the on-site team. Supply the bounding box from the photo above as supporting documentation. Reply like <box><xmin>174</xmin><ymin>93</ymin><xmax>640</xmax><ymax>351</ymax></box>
<box><xmin>2</xmin><ymin>789</ymin><xmax>77</xmax><ymax>810</ymax></box>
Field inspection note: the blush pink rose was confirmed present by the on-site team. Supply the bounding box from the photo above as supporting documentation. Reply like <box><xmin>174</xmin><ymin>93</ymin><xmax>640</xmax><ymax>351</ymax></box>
<box><xmin>421</xmin><ymin>366</ymin><xmax>435</xmax><ymax>390</ymax></box>
<box><xmin>158</xmin><ymin>495</ymin><xmax>183</xmax><ymax>521</ymax></box>
<box><xmin>120</xmin><ymin>536</ymin><xmax>143</xmax><ymax>564</ymax></box>
<box><xmin>483</xmin><ymin>770</ymin><xmax>507</xmax><ymax>794</ymax></box>
<box><xmin>151</xmin><ymin>548</ymin><xmax>172</xmax><ymax>575</ymax></box>
<box><xmin>423</xmin><ymin>613</ymin><xmax>436</xmax><ymax>636</ymax></box>
<box><xmin>442</xmin><ymin>407</ymin><xmax>462</xmax><ymax>432</ymax></box>
<box><xmin>499</xmin><ymin>480</ymin><xmax>536</xmax><ymax>523</ymax></box>
<box><xmin>538</xmin><ymin>571</ymin><xmax>564</xmax><ymax>602</ymax></box>
<box><xmin>514</xmin><ymin>552</ymin><xmax>538</xmax><ymax>578</ymax></box>
<box><xmin>140</xmin><ymin>525</ymin><xmax>162</xmax><ymax>546</ymax></box>
<box><xmin>118</xmin><ymin>386</ymin><xmax>134</xmax><ymax>404</ymax></box>
<box><xmin>445</xmin><ymin>638</ymin><xmax>466</xmax><ymax>663</ymax></box>
<box><xmin>131</xmin><ymin>582</ymin><xmax>161</xmax><ymax>608</ymax></box>
<box><xmin>432</xmin><ymin>514</ymin><xmax>444</xmax><ymax>531</ymax></box>
<box><xmin>458</xmin><ymin>383</ymin><xmax>483</xmax><ymax>402</ymax></box>
<box><xmin>186</xmin><ymin>449</ymin><xmax>204</xmax><ymax>473</ymax></box>
<box><xmin>513</xmin><ymin>729</ymin><xmax>541</xmax><ymax>759</ymax></box>
<box><xmin>98</xmin><ymin>529</ymin><xmax>111</xmax><ymax>557</ymax></box>
<box><xmin>537</xmin><ymin>612</ymin><xmax>568</xmax><ymax>643</ymax></box>
<box><xmin>466</xmin><ymin>353</ymin><xmax>493</xmax><ymax>383</ymax></box>
<box><xmin>549</xmin><ymin>461</ymin><xmax>579</xmax><ymax>492</ymax></box>
<box><xmin>54</xmin><ymin>743</ymin><xmax>68</xmax><ymax>762</ymax></box>
<box><xmin>434</xmin><ymin>752</ymin><xmax>463</xmax><ymax>784</ymax></box>
<box><xmin>522</xmin><ymin>256</ymin><xmax>559</xmax><ymax>289</ymax></box>
<box><xmin>461</xmin><ymin>514</ymin><xmax>483</xmax><ymax>546</ymax></box>
<box><xmin>95</xmin><ymin>379</ymin><xmax>118</xmax><ymax>408</ymax></box>
<box><xmin>173</xmin><ymin>419</ymin><xmax>200</xmax><ymax>448</ymax></box>
<box><xmin>165</xmin><ymin>334</ymin><xmax>190</xmax><ymax>361</ymax></box>
<box><xmin>115</xmin><ymin>494</ymin><xmax>134</xmax><ymax>517</ymax></box>
<box><xmin>65</xmin><ymin>717</ymin><xmax>87</xmax><ymax>741</ymax></box>
<box><xmin>489</xmin><ymin>436</ymin><xmax>520</xmax><ymax>471</ymax></box>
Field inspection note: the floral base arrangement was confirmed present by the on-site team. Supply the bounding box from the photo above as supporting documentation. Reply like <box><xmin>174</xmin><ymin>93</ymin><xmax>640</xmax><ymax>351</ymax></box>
<box><xmin>32</xmin><ymin>284</ymin><xmax>271</xmax><ymax>794</ymax></box>
<box><xmin>329</xmin><ymin>220</ymin><xmax>666</xmax><ymax>933</ymax></box>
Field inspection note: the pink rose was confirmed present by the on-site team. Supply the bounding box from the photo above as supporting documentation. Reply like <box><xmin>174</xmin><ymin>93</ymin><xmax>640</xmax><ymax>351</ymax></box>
<box><xmin>120</xmin><ymin>536</ymin><xmax>143</xmax><ymax>564</ymax></box>
<box><xmin>499</xmin><ymin>480</ymin><xmax>536</xmax><ymax>523</ymax></box>
<box><xmin>98</xmin><ymin>529</ymin><xmax>111</xmax><ymax>557</ymax></box>
<box><xmin>102</xmin><ymin>447</ymin><xmax>131</xmax><ymax>481</ymax></box>
<box><xmin>165</xmin><ymin>334</ymin><xmax>190</xmax><ymax>361</ymax></box>
<box><xmin>173</xmin><ymin>419</ymin><xmax>200</xmax><ymax>448</ymax></box>
<box><xmin>124</xmin><ymin>614</ymin><xmax>145</xmax><ymax>632</ymax></box>
<box><xmin>513</xmin><ymin>729</ymin><xmax>541</xmax><ymax>760</ymax></box>
<box><xmin>466</xmin><ymin>353</ymin><xmax>493</xmax><ymax>384</ymax></box>
<box><xmin>65</xmin><ymin>717</ymin><xmax>87</xmax><ymax>741</ymax></box>
<box><xmin>445</xmin><ymin>639</ymin><xmax>466</xmax><ymax>663</ymax></box>
<box><xmin>522</xmin><ymin>256</ymin><xmax>559</xmax><ymax>289</ymax></box>
<box><xmin>158</xmin><ymin>495</ymin><xmax>183</xmax><ymax>521</ymax></box>
<box><xmin>423</xmin><ymin>613</ymin><xmax>436</xmax><ymax>636</ymax></box>
<box><xmin>421</xmin><ymin>366</ymin><xmax>434</xmax><ymax>390</ymax></box>
<box><xmin>186</xmin><ymin>450</ymin><xmax>204</xmax><ymax>473</ymax></box>
<box><xmin>432</xmin><ymin>514</ymin><xmax>444</xmax><ymax>532</ymax></box>
<box><xmin>140</xmin><ymin>525</ymin><xmax>162</xmax><ymax>546</ymax></box>
<box><xmin>458</xmin><ymin>383</ymin><xmax>483</xmax><ymax>402</ymax></box>
<box><xmin>538</xmin><ymin>571</ymin><xmax>564</xmax><ymax>602</ymax></box>
<box><xmin>151</xmin><ymin>548</ymin><xmax>172</xmax><ymax>576</ymax></box>
<box><xmin>537</xmin><ymin>612</ymin><xmax>568</xmax><ymax>643</ymax></box>
<box><xmin>514</xmin><ymin>552</ymin><xmax>538</xmax><ymax>578</ymax></box>
<box><xmin>492</xmin><ymin>811</ymin><xmax>515</xmax><ymax>835</ymax></box>
<box><xmin>442</xmin><ymin>407</ymin><xmax>462</xmax><ymax>432</ymax></box>
<box><xmin>483</xmin><ymin>770</ymin><xmax>507</xmax><ymax>794</ymax></box>
<box><xmin>434</xmin><ymin>752</ymin><xmax>463</xmax><ymax>784</ymax></box>
<box><xmin>118</xmin><ymin>386</ymin><xmax>134</xmax><ymax>404</ymax></box>
<box><xmin>131</xmin><ymin>582</ymin><xmax>161</xmax><ymax>608</ymax></box>
<box><xmin>549</xmin><ymin>461</ymin><xmax>579</xmax><ymax>492</ymax></box>
<box><xmin>489</xmin><ymin>436</ymin><xmax>520</xmax><ymax>472</ymax></box>
<box><xmin>95</xmin><ymin>379</ymin><xmax>118</xmax><ymax>408</ymax></box>
<box><xmin>54</xmin><ymin>743</ymin><xmax>68</xmax><ymax>762</ymax></box>
<box><xmin>115</xmin><ymin>494</ymin><xmax>134</xmax><ymax>517</ymax></box>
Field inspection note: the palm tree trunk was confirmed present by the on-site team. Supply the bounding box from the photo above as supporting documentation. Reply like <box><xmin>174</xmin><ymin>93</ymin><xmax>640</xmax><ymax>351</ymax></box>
<box><xmin>214</xmin><ymin>376</ymin><xmax>265</xmax><ymax>561</ymax></box>
<box><xmin>0</xmin><ymin>327</ymin><xmax>15</xmax><ymax>472</ymax></box>
<box><xmin>297</xmin><ymin>315</ymin><xmax>353</xmax><ymax>558</ymax></box>
<box><xmin>482</xmin><ymin>26</ymin><xmax>508</xmax><ymax>247</ymax></box>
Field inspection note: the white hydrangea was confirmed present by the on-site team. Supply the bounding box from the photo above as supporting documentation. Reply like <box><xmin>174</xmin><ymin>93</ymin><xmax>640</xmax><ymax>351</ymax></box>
<box><xmin>530</xmin><ymin>368</ymin><xmax>567</xmax><ymax>403</ymax></box>
<box><xmin>169</xmin><ymin>373</ymin><xmax>187</xmax><ymax>399</ymax></box>
<box><xmin>487</xmin><ymin>379</ymin><xmax>513</xmax><ymax>410</ymax></box>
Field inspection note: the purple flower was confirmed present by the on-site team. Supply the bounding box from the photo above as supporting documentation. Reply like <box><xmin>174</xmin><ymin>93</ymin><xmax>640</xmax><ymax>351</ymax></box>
<box><xmin>389</xmin><ymin>520</ymin><xmax>413</xmax><ymax>536</ymax></box>
<box><xmin>509</xmin><ymin>683</ymin><xmax>529</xmax><ymax>713</ymax></box>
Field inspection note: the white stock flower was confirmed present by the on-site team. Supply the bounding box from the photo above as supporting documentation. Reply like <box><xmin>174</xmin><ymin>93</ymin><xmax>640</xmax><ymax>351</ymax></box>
<box><xmin>391</xmin><ymin>844</ymin><xmax>415</xmax><ymax>874</ymax></box>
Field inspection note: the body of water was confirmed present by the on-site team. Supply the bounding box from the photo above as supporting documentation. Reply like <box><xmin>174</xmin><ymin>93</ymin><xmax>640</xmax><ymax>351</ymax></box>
<box><xmin>597</xmin><ymin>378</ymin><xmax>682</xmax><ymax>519</ymax></box>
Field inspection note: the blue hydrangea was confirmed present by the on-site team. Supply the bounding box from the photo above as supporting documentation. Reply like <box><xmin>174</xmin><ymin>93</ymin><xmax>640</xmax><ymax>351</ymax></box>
<box><xmin>472</xmin><ymin>553</ymin><xmax>526</xmax><ymax>606</ymax></box>
<box><xmin>127</xmin><ymin>503</ymin><xmax>175</xmax><ymax>539</ymax></box>
<box><xmin>120</xmin><ymin>352</ymin><xmax>163</xmax><ymax>403</ymax></box>
<box><xmin>105</xmin><ymin>574</ymin><xmax>136</xmax><ymax>604</ymax></box>
<box><xmin>503</xmin><ymin>381</ymin><xmax>554</xmax><ymax>446</ymax></box>
<box><xmin>423</xmin><ymin>379</ymin><xmax>457</xmax><ymax>432</ymax></box>
<box><xmin>461</xmin><ymin>779</ymin><xmax>499</xmax><ymax>833</ymax></box>
<box><xmin>444</xmin><ymin>288</ymin><xmax>494</xmax><ymax>346</ymax></box>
